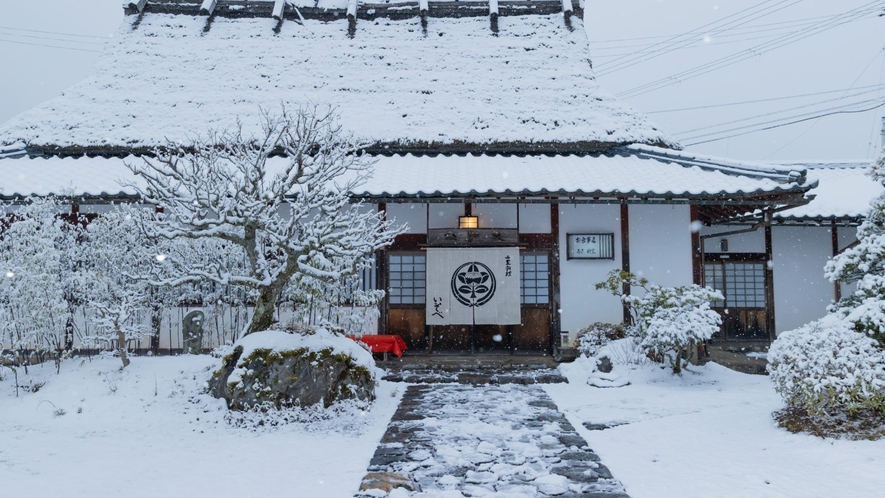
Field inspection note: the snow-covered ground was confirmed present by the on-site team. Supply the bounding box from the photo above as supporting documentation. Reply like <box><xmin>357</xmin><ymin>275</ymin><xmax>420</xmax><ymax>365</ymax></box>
<box><xmin>0</xmin><ymin>355</ymin><xmax>402</xmax><ymax>498</ymax></box>
<box><xmin>3</xmin><ymin>354</ymin><xmax>884</xmax><ymax>498</ymax></box>
<box><xmin>546</xmin><ymin>357</ymin><xmax>885</xmax><ymax>498</ymax></box>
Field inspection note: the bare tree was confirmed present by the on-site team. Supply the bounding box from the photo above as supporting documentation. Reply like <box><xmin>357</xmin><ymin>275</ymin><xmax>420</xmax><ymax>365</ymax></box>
<box><xmin>127</xmin><ymin>107</ymin><xmax>403</xmax><ymax>336</ymax></box>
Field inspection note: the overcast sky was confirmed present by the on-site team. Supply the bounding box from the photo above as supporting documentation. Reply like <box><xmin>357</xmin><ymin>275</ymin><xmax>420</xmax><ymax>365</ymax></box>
<box><xmin>0</xmin><ymin>0</ymin><xmax>883</xmax><ymax>161</ymax></box>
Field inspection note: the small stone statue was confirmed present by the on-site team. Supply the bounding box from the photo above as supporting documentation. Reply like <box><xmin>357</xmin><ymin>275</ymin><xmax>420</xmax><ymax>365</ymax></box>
<box><xmin>182</xmin><ymin>310</ymin><xmax>205</xmax><ymax>354</ymax></box>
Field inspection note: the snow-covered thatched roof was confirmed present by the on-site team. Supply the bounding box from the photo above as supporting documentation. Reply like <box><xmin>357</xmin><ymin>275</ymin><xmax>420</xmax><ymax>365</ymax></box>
<box><xmin>0</xmin><ymin>7</ymin><xmax>674</xmax><ymax>155</ymax></box>
<box><xmin>771</xmin><ymin>161</ymin><xmax>881</xmax><ymax>223</ymax></box>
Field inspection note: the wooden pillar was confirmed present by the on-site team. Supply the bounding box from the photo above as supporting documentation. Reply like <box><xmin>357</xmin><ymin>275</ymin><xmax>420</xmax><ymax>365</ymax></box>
<box><xmin>690</xmin><ymin>205</ymin><xmax>702</xmax><ymax>286</ymax></box>
<box><xmin>764</xmin><ymin>224</ymin><xmax>776</xmax><ymax>341</ymax></box>
<box><xmin>550</xmin><ymin>202</ymin><xmax>562</xmax><ymax>352</ymax></box>
<box><xmin>832</xmin><ymin>223</ymin><xmax>842</xmax><ymax>302</ymax></box>
<box><xmin>620</xmin><ymin>203</ymin><xmax>631</xmax><ymax>324</ymax></box>
<box><xmin>377</xmin><ymin>203</ymin><xmax>389</xmax><ymax>335</ymax></box>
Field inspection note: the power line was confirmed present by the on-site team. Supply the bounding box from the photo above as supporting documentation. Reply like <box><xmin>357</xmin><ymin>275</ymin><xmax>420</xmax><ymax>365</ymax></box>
<box><xmin>0</xmin><ymin>30</ymin><xmax>108</xmax><ymax>46</ymax></box>
<box><xmin>616</xmin><ymin>1</ymin><xmax>885</xmax><ymax>99</ymax></box>
<box><xmin>596</xmin><ymin>0</ymin><xmax>803</xmax><ymax>75</ymax></box>
<box><xmin>0</xmin><ymin>37</ymin><xmax>103</xmax><ymax>53</ymax></box>
<box><xmin>587</xmin><ymin>14</ymin><xmax>839</xmax><ymax>45</ymax></box>
<box><xmin>647</xmin><ymin>83</ymin><xmax>885</xmax><ymax>114</ymax></box>
<box><xmin>676</xmin><ymin>85</ymin><xmax>885</xmax><ymax>136</ymax></box>
<box><xmin>590</xmin><ymin>16</ymin><xmax>827</xmax><ymax>52</ymax></box>
<box><xmin>762</xmin><ymin>44</ymin><xmax>885</xmax><ymax>158</ymax></box>
<box><xmin>0</xmin><ymin>24</ymin><xmax>110</xmax><ymax>40</ymax></box>
<box><xmin>684</xmin><ymin>101</ymin><xmax>885</xmax><ymax>146</ymax></box>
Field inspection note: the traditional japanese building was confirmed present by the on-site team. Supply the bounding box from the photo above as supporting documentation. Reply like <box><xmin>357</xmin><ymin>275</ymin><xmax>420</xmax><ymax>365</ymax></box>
<box><xmin>0</xmin><ymin>0</ymin><xmax>869</xmax><ymax>354</ymax></box>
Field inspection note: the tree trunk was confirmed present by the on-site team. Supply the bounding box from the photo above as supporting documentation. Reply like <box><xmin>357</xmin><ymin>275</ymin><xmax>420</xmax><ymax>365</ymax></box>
<box><xmin>117</xmin><ymin>329</ymin><xmax>131</xmax><ymax>369</ymax></box>
<box><xmin>246</xmin><ymin>283</ymin><xmax>285</xmax><ymax>335</ymax></box>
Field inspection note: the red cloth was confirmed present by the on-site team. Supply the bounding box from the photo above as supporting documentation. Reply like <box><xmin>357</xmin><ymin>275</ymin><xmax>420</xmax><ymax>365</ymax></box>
<box><xmin>353</xmin><ymin>335</ymin><xmax>408</xmax><ymax>357</ymax></box>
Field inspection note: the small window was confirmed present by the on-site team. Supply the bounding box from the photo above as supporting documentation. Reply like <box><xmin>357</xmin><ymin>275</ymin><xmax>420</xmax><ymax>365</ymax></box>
<box><xmin>389</xmin><ymin>254</ymin><xmax>426</xmax><ymax>305</ymax></box>
<box><xmin>521</xmin><ymin>253</ymin><xmax>550</xmax><ymax>305</ymax></box>
<box><xmin>704</xmin><ymin>262</ymin><xmax>765</xmax><ymax>308</ymax></box>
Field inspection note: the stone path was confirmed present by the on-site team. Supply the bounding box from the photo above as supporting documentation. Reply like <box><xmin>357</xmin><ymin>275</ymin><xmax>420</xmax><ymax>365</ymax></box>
<box><xmin>357</xmin><ymin>384</ymin><xmax>629</xmax><ymax>497</ymax></box>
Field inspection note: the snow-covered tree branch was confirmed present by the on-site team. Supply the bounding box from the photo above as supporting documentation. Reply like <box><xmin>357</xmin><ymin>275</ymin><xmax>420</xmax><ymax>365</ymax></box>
<box><xmin>126</xmin><ymin>106</ymin><xmax>404</xmax><ymax>335</ymax></box>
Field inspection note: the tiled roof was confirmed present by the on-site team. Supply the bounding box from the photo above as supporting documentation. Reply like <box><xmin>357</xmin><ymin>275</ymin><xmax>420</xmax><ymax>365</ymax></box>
<box><xmin>0</xmin><ymin>153</ymin><xmax>810</xmax><ymax>201</ymax></box>
<box><xmin>771</xmin><ymin>161</ymin><xmax>880</xmax><ymax>222</ymax></box>
<box><xmin>0</xmin><ymin>12</ymin><xmax>673</xmax><ymax>152</ymax></box>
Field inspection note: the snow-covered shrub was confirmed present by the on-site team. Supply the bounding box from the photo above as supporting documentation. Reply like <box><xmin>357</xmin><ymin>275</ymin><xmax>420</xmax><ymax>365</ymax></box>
<box><xmin>596</xmin><ymin>270</ymin><xmax>722</xmax><ymax>374</ymax></box>
<box><xmin>825</xmin><ymin>152</ymin><xmax>885</xmax><ymax>348</ymax></box>
<box><xmin>0</xmin><ymin>196</ymin><xmax>84</xmax><ymax>371</ymax></box>
<box><xmin>576</xmin><ymin>322</ymin><xmax>626</xmax><ymax>358</ymax></box>
<box><xmin>768</xmin><ymin>318</ymin><xmax>885</xmax><ymax>416</ymax></box>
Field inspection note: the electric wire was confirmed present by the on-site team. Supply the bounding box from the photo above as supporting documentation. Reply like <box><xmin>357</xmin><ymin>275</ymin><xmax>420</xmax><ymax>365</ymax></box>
<box><xmin>0</xmin><ymin>36</ymin><xmax>103</xmax><ymax>53</ymax></box>
<box><xmin>596</xmin><ymin>0</ymin><xmax>803</xmax><ymax>74</ymax></box>
<box><xmin>647</xmin><ymin>83</ymin><xmax>885</xmax><ymax>114</ymax></box>
<box><xmin>676</xmin><ymin>84</ymin><xmax>885</xmax><ymax>136</ymax></box>
<box><xmin>684</xmin><ymin>101</ymin><xmax>885</xmax><ymax>146</ymax></box>
<box><xmin>616</xmin><ymin>1</ymin><xmax>885</xmax><ymax>99</ymax></box>
<box><xmin>0</xmin><ymin>24</ymin><xmax>110</xmax><ymax>39</ymax></box>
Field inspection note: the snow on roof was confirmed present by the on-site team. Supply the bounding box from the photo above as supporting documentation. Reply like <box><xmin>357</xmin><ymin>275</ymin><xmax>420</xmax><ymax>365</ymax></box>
<box><xmin>0</xmin><ymin>153</ymin><xmax>808</xmax><ymax>201</ymax></box>
<box><xmin>772</xmin><ymin>161</ymin><xmax>881</xmax><ymax>222</ymax></box>
<box><xmin>0</xmin><ymin>12</ymin><xmax>673</xmax><ymax>153</ymax></box>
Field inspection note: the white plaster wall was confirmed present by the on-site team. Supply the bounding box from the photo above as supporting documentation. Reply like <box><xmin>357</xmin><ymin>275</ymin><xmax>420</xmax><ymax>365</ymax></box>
<box><xmin>701</xmin><ymin>225</ymin><xmax>765</xmax><ymax>253</ymax></box>
<box><xmin>772</xmin><ymin>226</ymin><xmax>836</xmax><ymax>334</ymax></box>
<box><xmin>629</xmin><ymin>205</ymin><xmax>693</xmax><ymax>289</ymax></box>
<box><xmin>80</xmin><ymin>204</ymin><xmax>114</xmax><ymax>214</ymax></box>
<box><xmin>558</xmin><ymin>204</ymin><xmax>623</xmax><ymax>336</ymax></box>
<box><xmin>519</xmin><ymin>204</ymin><xmax>551</xmax><ymax>233</ymax></box>
<box><xmin>428</xmin><ymin>204</ymin><xmax>464</xmax><ymax>229</ymax></box>
<box><xmin>474</xmin><ymin>204</ymin><xmax>517</xmax><ymax>229</ymax></box>
<box><xmin>386</xmin><ymin>203</ymin><xmax>427</xmax><ymax>233</ymax></box>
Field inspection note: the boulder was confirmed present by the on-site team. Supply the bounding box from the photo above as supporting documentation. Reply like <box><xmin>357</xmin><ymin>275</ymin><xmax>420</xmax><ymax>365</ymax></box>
<box><xmin>208</xmin><ymin>330</ymin><xmax>376</xmax><ymax>410</ymax></box>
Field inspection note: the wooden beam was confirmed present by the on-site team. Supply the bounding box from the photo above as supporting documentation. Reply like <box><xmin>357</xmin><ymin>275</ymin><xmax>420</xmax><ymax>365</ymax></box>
<box><xmin>489</xmin><ymin>0</ymin><xmax>499</xmax><ymax>32</ymax></box>
<box><xmin>378</xmin><ymin>203</ymin><xmax>389</xmax><ymax>335</ymax></box>
<box><xmin>764</xmin><ymin>224</ymin><xmax>776</xmax><ymax>341</ymax></box>
<box><xmin>419</xmin><ymin>0</ymin><xmax>429</xmax><ymax>17</ymax></box>
<box><xmin>560</xmin><ymin>0</ymin><xmax>573</xmax><ymax>13</ymax></box>
<box><xmin>550</xmin><ymin>202</ymin><xmax>562</xmax><ymax>353</ymax></box>
<box><xmin>272</xmin><ymin>0</ymin><xmax>286</xmax><ymax>20</ymax></box>
<box><xmin>124</xmin><ymin>0</ymin><xmax>147</xmax><ymax>13</ymax></box>
<box><xmin>690</xmin><ymin>205</ymin><xmax>702</xmax><ymax>286</ymax></box>
<box><xmin>199</xmin><ymin>0</ymin><xmax>217</xmax><ymax>15</ymax></box>
<box><xmin>832</xmin><ymin>223</ymin><xmax>842</xmax><ymax>302</ymax></box>
<box><xmin>620</xmin><ymin>203</ymin><xmax>631</xmax><ymax>324</ymax></box>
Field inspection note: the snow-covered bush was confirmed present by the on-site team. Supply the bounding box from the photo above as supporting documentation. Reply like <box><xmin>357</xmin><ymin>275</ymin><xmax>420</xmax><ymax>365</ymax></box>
<box><xmin>80</xmin><ymin>206</ymin><xmax>161</xmax><ymax>368</ymax></box>
<box><xmin>825</xmin><ymin>152</ymin><xmax>885</xmax><ymax>348</ymax></box>
<box><xmin>0</xmin><ymin>197</ymin><xmax>84</xmax><ymax>371</ymax></box>
<box><xmin>768</xmin><ymin>318</ymin><xmax>885</xmax><ymax>416</ymax></box>
<box><xmin>576</xmin><ymin>322</ymin><xmax>626</xmax><ymax>358</ymax></box>
<box><xmin>596</xmin><ymin>270</ymin><xmax>722</xmax><ymax>374</ymax></box>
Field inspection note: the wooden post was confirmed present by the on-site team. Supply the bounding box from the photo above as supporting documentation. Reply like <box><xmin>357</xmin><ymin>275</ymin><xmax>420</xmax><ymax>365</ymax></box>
<box><xmin>620</xmin><ymin>203</ymin><xmax>631</xmax><ymax>324</ymax></box>
<box><xmin>832</xmin><ymin>223</ymin><xmax>842</xmax><ymax>302</ymax></box>
<box><xmin>690</xmin><ymin>205</ymin><xmax>702</xmax><ymax>286</ymax></box>
<box><xmin>272</xmin><ymin>0</ymin><xmax>286</xmax><ymax>20</ymax></box>
<box><xmin>764</xmin><ymin>223</ymin><xmax>776</xmax><ymax>341</ymax></box>
<box><xmin>125</xmin><ymin>0</ymin><xmax>148</xmax><ymax>13</ymax></box>
<box><xmin>377</xmin><ymin>203</ymin><xmax>389</xmax><ymax>335</ymax></box>
<box><xmin>550</xmin><ymin>201</ymin><xmax>562</xmax><ymax>354</ymax></box>
<box><xmin>199</xmin><ymin>0</ymin><xmax>217</xmax><ymax>15</ymax></box>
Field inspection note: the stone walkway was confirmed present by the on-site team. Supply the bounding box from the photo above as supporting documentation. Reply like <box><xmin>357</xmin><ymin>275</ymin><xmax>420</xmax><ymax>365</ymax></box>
<box><xmin>357</xmin><ymin>384</ymin><xmax>629</xmax><ymax>497</ymax></box>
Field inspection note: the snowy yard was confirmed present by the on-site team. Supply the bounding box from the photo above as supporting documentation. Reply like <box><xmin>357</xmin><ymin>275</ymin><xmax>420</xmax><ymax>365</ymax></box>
<box><xmin>2</xmin><ymin>355</ymin><xmax>884</xmax><ymax>498</ymax></box>
<box><xmin>547</xmin><ymin>359</ymin><xmax>885</xmax><ymax>498</ymax></box>
<box><xmin>0</xmin><ymin>356</ymin><xmax>402</xmax><ymax>498</ymax></box>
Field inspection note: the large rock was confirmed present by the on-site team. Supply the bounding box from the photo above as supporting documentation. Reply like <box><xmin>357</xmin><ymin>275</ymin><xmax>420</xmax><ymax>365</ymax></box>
<box><xmin>208</xmin><ymin>330</ymin><xmax>376</xmax><ymax>410</ymax></box>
